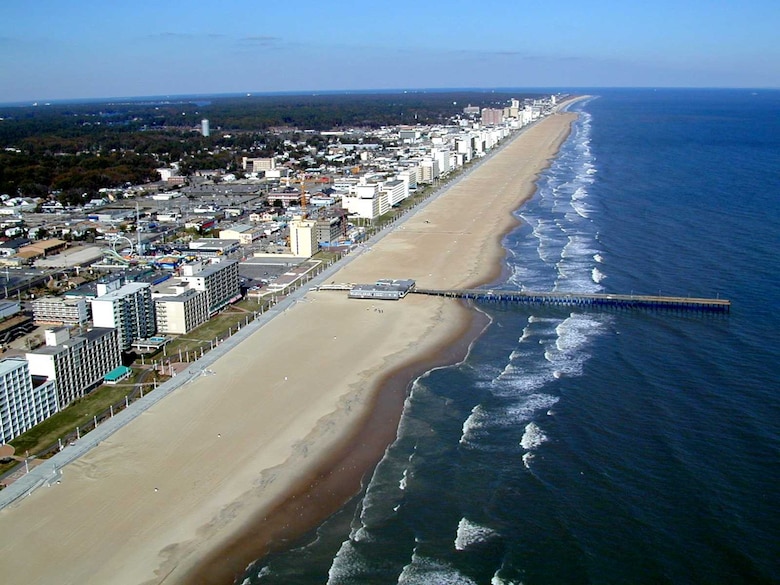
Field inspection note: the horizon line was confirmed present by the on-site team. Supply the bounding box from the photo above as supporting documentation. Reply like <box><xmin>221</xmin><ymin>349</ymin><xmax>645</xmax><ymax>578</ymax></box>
<box><xmin>2</xmin><ymin>85</ymin><xmax>778</xmax><ymax>109</ymax></box>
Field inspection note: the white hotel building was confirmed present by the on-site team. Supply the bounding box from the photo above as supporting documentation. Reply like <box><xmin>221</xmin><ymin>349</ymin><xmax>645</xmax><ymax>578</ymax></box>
<box><xmin>152</xmin><ymin>281</ymin><xmax>210</xmax><ymax>335</ymax></box>
<box><xmin>90</xmin><ymin>282</ymin><xmax>156</xmax><ymax>351</ymax></box>
<box><xmin>0</xmin><ymin>358</ymin><xmax>58</xmax><ymax>444</ymax></box>
<box><xmin>26</xmin><ymin>327</ymin><xmax>121</xmax><ymax>408</ymax></box>
<box><xmin>180</xmin><ymin>259</ymin><xmax>241</xmax><ymax>316</ymax></box>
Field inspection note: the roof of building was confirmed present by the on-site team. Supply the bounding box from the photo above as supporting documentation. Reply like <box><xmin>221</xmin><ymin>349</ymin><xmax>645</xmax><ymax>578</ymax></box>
<box><xmin>188</xmin><ymin>239</ymin><xmax>240</xmax><ymax>250</ymax></box>
<box><xmin>0</xmin><ymin>299</ymin><xmax>19</xmax><ymax>311</ymax></box>
<box><xmin>80</xmin><ymin>327</ymin><xmax>116</xmax><ymax>342</ymax></box>
<box><xmin>220</xmin><ymin>224</ymin><xmax>253</xmax><ymax>233</ymax></box>
<box><xmin>91</xmin><ymin>281</ymin><xmax>150</xmax><ymax>302</ymax></box>
<box><xmin>104</xmin><ymin>365</ymin><xmax>132</xmax><ymax>382</ymax></box>
<box><xmin>0</xmin><ymin>237</ymin><xmax>30</xmax><ymax>250</ymax></box>
<box><xmin>0</xmin><ymin>357</ymin><xmax>28</xmax><ymax>376</ymax></box>
<box><xmin>25</xmin><ymin>238</ymin><xmax>67</xmax><ymax>251</ymax></box>
<box><xmin>183</xmin><ymin>258</ymin><xmax>238</xmax><ymax>279</ymax></box>
<box><xmin>32</xmin><ymin>296</ymin><xmax>86</xmax><ymax>306</ymax></box>
<box><xmin>154</xmin><ymin>288</ymin><xmax>205</xmax><ymax>303</ymax></box>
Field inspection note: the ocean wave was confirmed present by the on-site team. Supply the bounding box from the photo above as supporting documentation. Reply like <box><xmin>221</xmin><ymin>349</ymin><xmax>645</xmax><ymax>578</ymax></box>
<box><xmin>506</xmin><ymin>394</ymin><xmax>559</xmax><ymax>422</ymax></box>
<box><xmin>327</xmin><ymin>540</ymin><xmax>371</xmax><ymax>584</ymax></box>
<box><xmin>520</xmin><ymin>421</ymin><xmax>548</xmax><ymax>450</ymax></box>
<box><xmin>492</xmin><ymin>577</ymin><xmax>523</xmax><ymax>585</ymax></box>
<box><xmin>592</xmin><ymin>267</ymin><xmax>607</xmax><ymax>283</ymax></box>
<box><xmin>352</xmin><ymin>526</ymin><xmax>375</xmax><ymax>543</ymax></box>
<box><xmin>399</xmin><ymin>468</ymin><xmax>409</xmax><ymax>491</ymax></box>
<box><xmin>561</xmin><ymin>234</ymin><xmax>598</xmax><ymax>259</ymax></box>
<box><xmin>572</xmin><ymin>185</ymin><xmax>589</xmax><ymax>200</ymax></box>
<box><xmin>492</xmin><ymin>369</ymin><xmax>554</xmax><ymax>396</ymax></box>
<box><xmin>571</xmin><ymin>198</ymin><xmax>592</xmax><ymax>219</ymax></box>
<box><xmin>398</xmin><ymin>552</ymin><xmax>478</xmax><ymax>585</ymax></box>
<box><xmin>454</xmin><ymin>517</ymin><xmax>499</xmax><ymax>550</ymax></box>
<box><xmin>528</xmin><ymin>315</ymin><xmax>559</xmax><ymax>324</ymax></box>
<box><xmin>460</xmin><ymin>404</ymin><xmax>488</xmax><ymax>446</ymax></box>
<box><xmin>460</xmin><ymin>393</ymin><xmax>559</xmax><ymax>450</ymax></box>
<box><xmin>556</xmin><ymin>313</ymin><xmax>607</xmax><ymax>352</ymax></box>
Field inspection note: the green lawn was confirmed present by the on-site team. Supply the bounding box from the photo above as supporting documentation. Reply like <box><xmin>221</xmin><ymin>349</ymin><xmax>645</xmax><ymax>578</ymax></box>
<box><xmin>160</xmin><ymin>310</ymin><xmax>254</xmax><ymax>359</ymax></box>
<box><xmin>10</xmin><ymin>378</ymin><xmax>140</xmax><ymax>456</ymax></box>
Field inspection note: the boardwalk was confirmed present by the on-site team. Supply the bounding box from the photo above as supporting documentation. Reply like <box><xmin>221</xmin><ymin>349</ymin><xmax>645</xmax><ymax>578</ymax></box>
<box><xmin>411</xmin><ymin>288</ymin><xmax>730</xmax><ymax>313</ymax></box>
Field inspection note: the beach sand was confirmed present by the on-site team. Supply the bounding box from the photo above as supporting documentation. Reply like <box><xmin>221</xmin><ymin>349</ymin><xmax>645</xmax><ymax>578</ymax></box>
<box><xmin>0</xmin><ymin>110</ymin><xmax>578</xmax><ymax>585</ymax></box>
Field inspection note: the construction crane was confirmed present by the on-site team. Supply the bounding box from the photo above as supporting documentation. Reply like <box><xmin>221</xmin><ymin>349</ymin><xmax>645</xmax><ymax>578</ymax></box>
<box><xmin>288</xmin><ymin>171</ymin><xmax>308</xmax><ymax>218</ymax></box>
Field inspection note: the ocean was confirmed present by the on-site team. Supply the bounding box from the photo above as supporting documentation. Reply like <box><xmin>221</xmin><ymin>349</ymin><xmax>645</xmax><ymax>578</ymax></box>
<box><xmin>242</xmin><ymin>89</ymin><xmax>780</xmax><ymax>584</ymax></box>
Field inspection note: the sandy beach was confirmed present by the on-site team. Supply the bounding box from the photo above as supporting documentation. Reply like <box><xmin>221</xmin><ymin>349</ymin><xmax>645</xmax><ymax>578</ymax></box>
<box><xmin>0</xmin><ymin>109</ymin><xmax>578</xmax><ymax>585</ymax></box>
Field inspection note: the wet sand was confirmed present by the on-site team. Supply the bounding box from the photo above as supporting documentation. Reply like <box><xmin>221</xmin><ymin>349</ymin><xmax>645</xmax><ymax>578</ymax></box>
<box><xmin>0</xmin><ymin>109</ymin><xmax>578</xmax><ymax>585</ymax></box>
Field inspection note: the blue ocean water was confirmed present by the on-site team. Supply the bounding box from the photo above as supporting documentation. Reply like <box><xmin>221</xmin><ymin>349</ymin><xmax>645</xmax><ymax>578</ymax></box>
<box><xmin>244</xmin><ymin>89</ymin><xmax>780</xmax><ymax>584</ymax></box>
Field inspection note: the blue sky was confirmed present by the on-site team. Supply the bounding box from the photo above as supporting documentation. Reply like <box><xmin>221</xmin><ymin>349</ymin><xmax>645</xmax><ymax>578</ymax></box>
<box><xmin>1</xmin><ymin>0</ymin><xmax>777</xmax><ymax>102</ymax></box>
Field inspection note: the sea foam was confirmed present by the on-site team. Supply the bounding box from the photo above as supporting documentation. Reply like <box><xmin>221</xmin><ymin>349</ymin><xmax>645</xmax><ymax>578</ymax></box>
<box><xmin>520</xmin><ymin>422</ymin><xmax>548</xmax><ymax>451</ymax></box>
<box><xmin>455</xmin><ymin>517</ymin><xmax>499</xmax><ymax>550</ymax></box>
<box><xmin>398</xmin><ymin>552</ymin><xmax>478</xmax><ymax>585</ymax></box>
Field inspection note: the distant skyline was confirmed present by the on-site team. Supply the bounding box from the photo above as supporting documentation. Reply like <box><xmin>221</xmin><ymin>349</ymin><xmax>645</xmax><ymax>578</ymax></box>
<box><xmin>1</xmin><ymin>0</ymin><xmax>778</xmax><ymax>103</ymax></box>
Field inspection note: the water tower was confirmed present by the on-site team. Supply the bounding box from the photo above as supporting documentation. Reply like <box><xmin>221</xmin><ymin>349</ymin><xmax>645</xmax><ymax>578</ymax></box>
<box><xmin>201</xmin><ymin>119</ymin><xmax>210</xmax><ymax>137</ymax></box>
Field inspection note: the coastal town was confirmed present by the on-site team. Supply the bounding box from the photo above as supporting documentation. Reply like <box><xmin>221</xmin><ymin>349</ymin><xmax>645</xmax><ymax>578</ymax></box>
<box><xmin>0</xmin><ymin>94</ymin><xmax>561</xmax><ymax>487</ymax></box>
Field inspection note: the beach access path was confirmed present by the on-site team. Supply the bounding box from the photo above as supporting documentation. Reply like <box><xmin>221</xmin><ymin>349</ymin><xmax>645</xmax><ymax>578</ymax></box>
<box><xmin>0</xmin><ymin>107</ymin><xmax>580</xmax><ymax>585</ymax></box>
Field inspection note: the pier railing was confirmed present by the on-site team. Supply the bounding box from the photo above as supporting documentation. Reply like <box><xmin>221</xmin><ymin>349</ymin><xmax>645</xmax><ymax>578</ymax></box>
<box><xmin>411</xmin><ymin>288</ymin><xmax>730</xmax><ymax>313</ymax></box>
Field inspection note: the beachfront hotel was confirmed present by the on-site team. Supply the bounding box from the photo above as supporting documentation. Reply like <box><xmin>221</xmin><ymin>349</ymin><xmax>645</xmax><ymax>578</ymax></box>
<box><xmin>179</xmin><ymin>258</ymin><xmax>241</xmax><ymax>316</ymax></box>
<box><xmin>289</xmin><ymin>218</ymin><xmax>319</xmax><ymax>257</ymax></box>
<box><xmin>90</xmin><ymin>282</ymin><xmax>156</xmax><ymax>351</ymax></box>
<box><xmin>25</xmin><ymin>327</ymin><xmax>121</xmax><ymax>408</ymax></box>
<box><xmin>152</xmin><ymin>285</ymin><xmax>210</xmax><ymax>335</ymax></box>
<box><xmin>0</xmin><ymin>357</ymin><xmax>58</xmax><ymax>444</ymax></box>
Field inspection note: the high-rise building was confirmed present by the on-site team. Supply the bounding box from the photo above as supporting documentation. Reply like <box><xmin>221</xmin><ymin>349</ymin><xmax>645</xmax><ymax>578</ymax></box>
<box><xmin>0</xmin><ymin>357</ymin><xmax>58</xmax><ymax>444</ymax></box>
<box><xmin>26</xmin><ymin>327</ymin><xmax>121</xmax><ymax>408</ymax></box>
<box><xmin>480</xmin><ymin>108</ymin><xmax>504</xmax><ymax>126</ymax></box>
<box><xmin>383</xmin><ymin>179</ymin><xmax>408</xmax><ymax>206</ymax></box>
<box><xmin>153</xmin><ymin>286</ymin><xmax>210</xmax><ymax>335</ymax></box>
<box><xmin>90</xmin><ymin>282</ymin><xmax>156</xmax><ymax>351</ymax></box>
<box><xmin>289</xmin><ymin>218</ymin><xmax>318</xmax><ymax>257</ymax></box>
<box><xmin>180</xmin><ymin>259</ymin><xmax>240</xmax><ymax>315</ymax></box>
<box><xmin>201</xmin><ymin>119</ymin><xmax>210</xmax><ymax>137</ymax></box>
<box><xmin>315</xmin><ymin>216</ymin><xmax>344</xmax><ymax>245</ymax></box>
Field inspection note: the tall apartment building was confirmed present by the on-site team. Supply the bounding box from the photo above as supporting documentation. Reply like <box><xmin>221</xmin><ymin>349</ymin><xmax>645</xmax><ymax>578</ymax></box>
<box><xmin>180</xmin><ymin>259</ymin><xmax>240</xmax><ymax>316</ymax></box>
<box><xmin>432</xmin><ymin>147</ymin><xmax>451</xmax><ymax>177</ymax></box>
<box><xmin>315</xmin><ymin>216</ymin><xmax>344</xmax><ymax>245</ymax></box>
<box><xmin>153</xmin><ymin>287</ymin><xmax>210</xmax><ymax>335</ymax></box>
<box><xmin>26</xmin><ymin>327</ymin><xmax>121</xmax><ymax>408</ymax></box>
<box><xmin>481</xmin><ymin>107</ymin><xmax>504</xmax><ymax>126</ymax></box>
<box><xmin>383</xmin><ymin>179</ymin><xmax>408</xmax><ymax>207</ymax></box>
<box><xmin>90</xmin><ymin>282</ymin><xmax>155</xmax><ymax>351</ymax></box>
<box><xmin>289</xmin><ymin>219</ymin><xmax>318</xmax><ymax>258</ymax></box>
<box><xmin>342</xmin><ymin>182</ymin><xmax>391</xmax><ymax>220</ymax></box>
<box><xmin>0</xmin><ymin>357</ymin><xmax>58</xmax><ymax>444</ymax></box>
<box><xmin>397</xmin><ymin>168</ymin><xmax>418</xmax><ymax>191</ymax></box>
<box><xmin>32</xmin><ymin>296</ymin><xmax>90</xmax><ymax>326</ymax></box>
<box><xmin>418</xmin><ymin>158</ymin><xmax>440</xmax><ymax>184</ymax></box>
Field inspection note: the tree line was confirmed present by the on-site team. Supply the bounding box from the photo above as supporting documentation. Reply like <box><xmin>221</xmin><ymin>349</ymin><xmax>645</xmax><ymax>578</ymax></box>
<box><xmin>0</xmin><ymin>90</ymin><xmax>539</xmax><ymax>202</ymax></box>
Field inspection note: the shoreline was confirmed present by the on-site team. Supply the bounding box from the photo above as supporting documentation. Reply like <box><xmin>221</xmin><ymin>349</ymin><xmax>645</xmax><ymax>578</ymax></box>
<box><xmin>0</xmin><ymin>106</ymin><xmax>581</xmax><ymax>585</ymax></box>
<box><xmin>183</xmin><ymin>302</ymin><xmax>486</xmax><ymax>585</ymax></box>
<box><xmin>182</xmin><ymin>107</ymin><xmax>581</xmax><ymax>583</ymax></box>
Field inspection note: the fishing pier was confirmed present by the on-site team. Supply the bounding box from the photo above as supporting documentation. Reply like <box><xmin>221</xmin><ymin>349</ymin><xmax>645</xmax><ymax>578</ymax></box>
<box><xmin>411</xmin><ymin>288</ymin><xmax>730</xmax><ymax>313</ymax></box>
